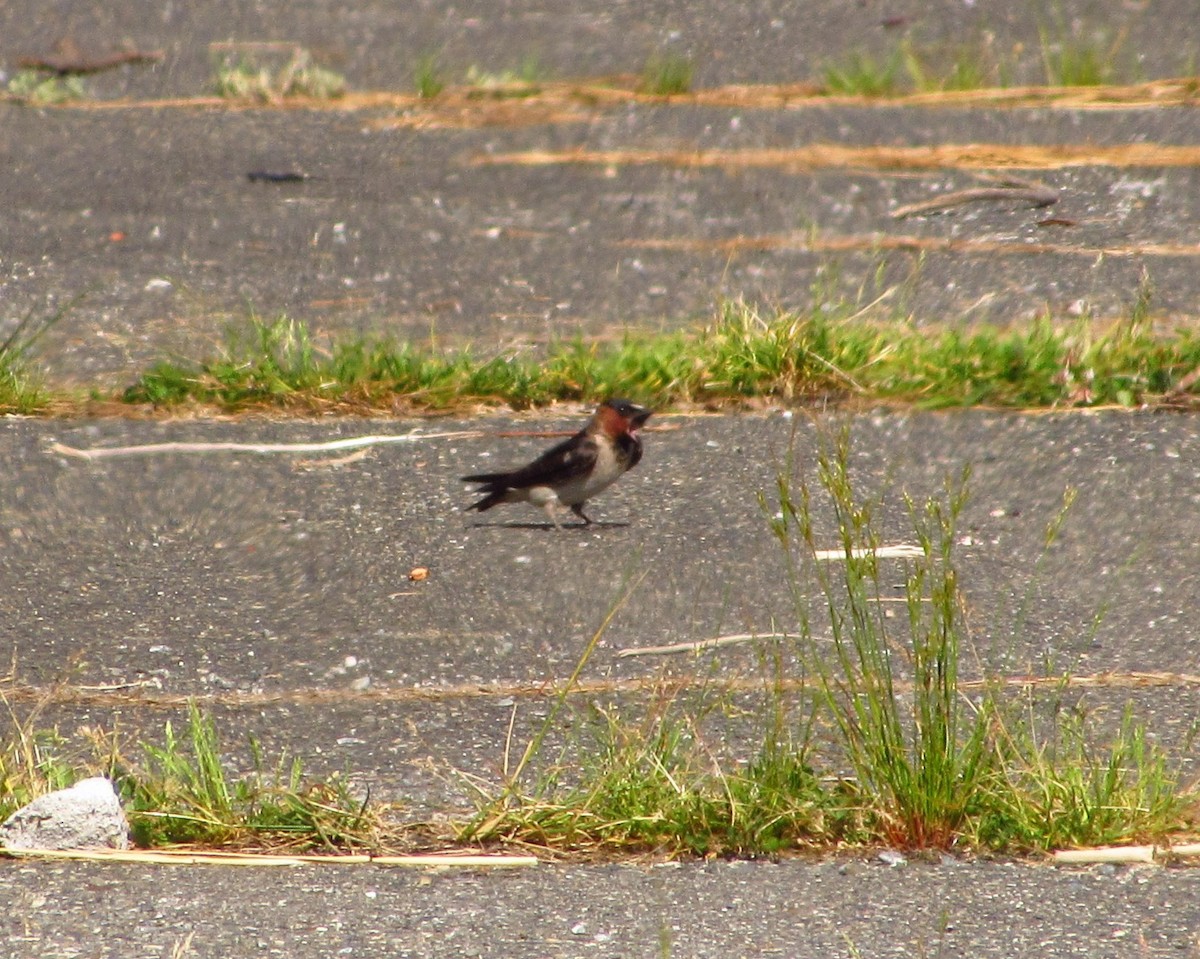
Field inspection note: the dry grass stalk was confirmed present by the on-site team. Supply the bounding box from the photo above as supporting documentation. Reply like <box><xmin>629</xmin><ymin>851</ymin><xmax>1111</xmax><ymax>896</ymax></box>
<box><xmin>0</xmin><ymin>847</ymin><xmax>538</xmax><ymax>867</ymax></box>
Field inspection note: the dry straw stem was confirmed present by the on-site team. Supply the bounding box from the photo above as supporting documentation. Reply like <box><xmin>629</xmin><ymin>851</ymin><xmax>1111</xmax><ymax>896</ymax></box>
<box><xmin>619</xmin><ymin>232</ymin><xmax>1200</xmax><ymax>260</ymax></box>
<box><xmin>472</xmin><ymin>143</ymin><xmax>1200</xmax><ymax>173</ymax></box>
<box><xmin>615</xmin><ymin>632</ymin><xmax>791</xmax><ymax>658</ymax></box>
<box><xmin>37</xmin><ymin>77</ymin><xmax>1200</xmax><ymax>115</ymax></box>
<box><xmin>663</xmin><ymin>78</ymin><xmax>1200</xmax><ymax>110</ymax></box>
<box><xmin>5</xmin><ymin>670</ymin><xmax>1200</xmax><ymax>711</ymax></box>
<box><xmin>0</xmin><ymin>847</ymin><xmax>537</xmax><ymax>868</ymax></box>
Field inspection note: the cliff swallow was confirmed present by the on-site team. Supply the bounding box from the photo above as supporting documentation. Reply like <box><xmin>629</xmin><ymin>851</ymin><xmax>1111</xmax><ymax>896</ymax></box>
<box><xmin>462</xmin><ymin>399</ymin><xmax>652</xmax><ymax>528</ymax></box>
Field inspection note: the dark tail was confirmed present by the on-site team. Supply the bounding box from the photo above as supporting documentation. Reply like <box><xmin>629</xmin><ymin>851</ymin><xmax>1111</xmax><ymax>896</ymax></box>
<box><xmin>466</xmin><ymin>491</ymin><xmax>505</xmax><ymax>512</ymax></box>
<box><xmin>462</xmin><ymin>473</ymin><xmax>511</xmax><ymax>512</ymax></box>
<box><xmin>461</xmin><ymin>472</ymin><xmax>508</xmax><ymax>484</ymax></box>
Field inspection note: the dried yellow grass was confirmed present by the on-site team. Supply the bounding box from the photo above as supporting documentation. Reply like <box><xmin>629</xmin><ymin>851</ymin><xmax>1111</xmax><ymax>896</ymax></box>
<box><xmin>0</xmin><ymin>847</ymin><xmax>537</xmax><ymax>867</ymax></box>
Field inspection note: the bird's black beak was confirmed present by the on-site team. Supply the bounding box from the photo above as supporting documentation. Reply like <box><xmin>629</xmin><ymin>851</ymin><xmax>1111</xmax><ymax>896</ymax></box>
<box><xmin>629</xmin><ymin>406</ymin><xmax>652</xmax><ymax>433</ymax></box>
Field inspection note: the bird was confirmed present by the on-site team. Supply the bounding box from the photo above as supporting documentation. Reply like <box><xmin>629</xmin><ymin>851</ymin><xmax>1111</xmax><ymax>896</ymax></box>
<box><xmin>462</xmin><ymin>398</ymin><xmax>652</xmax><ymax>528</ymax></box>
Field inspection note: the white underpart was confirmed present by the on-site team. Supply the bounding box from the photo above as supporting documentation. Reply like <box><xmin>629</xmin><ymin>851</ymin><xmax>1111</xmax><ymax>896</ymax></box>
<box><xmin>508</xmin><ymin>437</ymin><xmax>627</xmax><ymax>523</ymax></box>
<box><xmin>549</xmin><ymin>438</ymin><xmax>626</xmax><ymax>506</ymax></box>
<box><xmin>525</xmin><ymin>486</ymin><xmax>568</xmax><ymax>530</ymax></box>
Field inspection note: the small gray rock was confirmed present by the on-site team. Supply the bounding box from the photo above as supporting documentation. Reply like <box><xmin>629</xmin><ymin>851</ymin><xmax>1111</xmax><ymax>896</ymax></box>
<box><xmin>0</xmin><ymin>777</ymin><xmax>130</xmax><ymax>851</ymax></box>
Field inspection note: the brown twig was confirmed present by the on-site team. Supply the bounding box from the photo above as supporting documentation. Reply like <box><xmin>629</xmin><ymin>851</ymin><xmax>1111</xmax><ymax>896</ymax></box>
<box><xmin>19</xmin><ymin>50</ymin><xmax>165</xmax><ymax>76</ymax></box>
<box><xmin>892</xmin><ymin>175</ymin><xmax>1058</xmax><ymax>219</ymax></box>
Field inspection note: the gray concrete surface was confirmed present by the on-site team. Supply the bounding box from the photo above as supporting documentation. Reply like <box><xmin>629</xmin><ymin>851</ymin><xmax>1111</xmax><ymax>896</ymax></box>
<box><xmin>3</xmin><ymin>2</ymin><xmax>1200</xmax><ymax>956</ymax></box>
<box><xmin>4</xmin><ymin>407</ymin><xmax>1200</xmax><ymax>807</ymax></box>
<box><xmin>5</xmin><ymin>410</ymin><xmax>1198</xmax><ymax>692</ymax></box>
<box><xmin>4</xmin><ymin>855</ymin><xmax>1200</xmax><ymax>958</ymax></box>
<box><xmin>3</xmin><ymin>3</ymin><xmax>1200</xmax><ymax>383</ymax></box>
<box><xmin>4</xmin><ymin>101</ymin><xmax>1200</xmax><ymax>384</ymax></box>
<box><xmin>3</xmin><ymin>0</ymin><xmax>1197</xmax><ymax>96</ymax></box>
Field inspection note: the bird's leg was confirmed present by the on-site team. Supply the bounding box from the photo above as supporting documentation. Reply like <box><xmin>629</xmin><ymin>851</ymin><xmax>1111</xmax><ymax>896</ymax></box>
<box><xmin>528</xmin><ymin>487</ymin><xmax>565</xmax><ymax>530</ymax></box>
<box><xmin>570</xmin><ymin>503</ymin><xmax>592</xmax><ymax>526</ymax></box>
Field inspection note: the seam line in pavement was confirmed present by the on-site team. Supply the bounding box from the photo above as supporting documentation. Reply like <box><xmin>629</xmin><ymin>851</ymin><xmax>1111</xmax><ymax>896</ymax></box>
<box><xmin>4</xmin><ymin>670</ymin><xmax>1198</xmax><ymax>709</ymax></box>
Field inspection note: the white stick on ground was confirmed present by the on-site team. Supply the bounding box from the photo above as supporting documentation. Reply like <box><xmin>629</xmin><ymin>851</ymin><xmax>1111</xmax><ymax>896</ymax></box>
<box><xmin>1053</xmin><ymin>844</ymin><xmax>1200</xmax><ymax>865</ymax></box>
<box><xmin>813</xmin><ymin>545</ymin><xmax>925</xmax><ymax>560</ymax></box>
<box><xmin>48</xmin><ymin>431</ymin><xmax>483</xmax><ymax>461</ymax></box>
<box><xmin>1052</xmin><ymin>846</ymin><xmax>1157</xmax><ymax>864</ymax></box>
<box><xmin>616</xmin><ymin>633</ymin><xmax>793</xmax><ymax>658</ymax></box>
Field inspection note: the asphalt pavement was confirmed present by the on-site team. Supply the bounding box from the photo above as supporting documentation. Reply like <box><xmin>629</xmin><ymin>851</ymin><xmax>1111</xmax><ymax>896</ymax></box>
<box><xmin>3</xmin><ymin>1</ymin><xmax>1200</xmax><ymax>956</ymax></box>
<box><xmin>2</xmin><ymin>5</ymin><xmax>1200</xmax><ymax>383</ymax></box>
<box><xmin>3</xmin><ymin>409</ymin><xmax>1200</xmax><ymax>956</ymax></box>
<box><xmin>4</xmin><ymin>854</ymin><xmax>1200</xmax><ymax>958</ymax></box>
<box><xmin>4</xmin><ymin>100</ymin><xmax>1200</xmax><ymax>385</ymax></box>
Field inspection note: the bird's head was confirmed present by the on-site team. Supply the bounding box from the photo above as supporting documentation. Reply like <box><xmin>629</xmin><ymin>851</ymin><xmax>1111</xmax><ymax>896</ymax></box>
<box><xmin>595</xmin><ymin>398</ymin><xmax>652</xmax><ymax>439</ymax></box>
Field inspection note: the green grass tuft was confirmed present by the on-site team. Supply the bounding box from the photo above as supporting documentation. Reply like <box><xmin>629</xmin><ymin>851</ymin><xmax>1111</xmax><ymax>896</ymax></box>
<box><xmin>974</xmin><ymin>704</ymin><xmax>1186</xmax><ymax>850</ymax></box>
<box><xmin>820</xmin><ymin>31</ymin><xmax>1141</xmax><ymax>96</ymax></box>
<box><xmin>212</xmin><ymin>47</ymin><xmax>346</xmax><ymax>102</ymax></box>
<box><xmin>464</xmin><ymin>56</ymin><xmax>547</xmax><ymax>98</ymax></box>
<box><xmin>0</xmin><ymin>725</ymin><xmax>79</xmax><ymax>821</ymax></box>
<box><xmin>0</xmin><ymin>691</ymin><xmax>381</xmax><ymax>851</ymax></box>
<box><xmin>0</xmin><ymin>296</ymin><xmax>79</xmax><ymax>413</ymax></box>
<box><xmin>774</xmin><ymin>438</ymin><xmax>991</xmax><ymax>846</ymax></box>
<box><xmin>120</xmin><ymin>286</ymin><xmax>1200</xmax><ymax>414</ymax></box>
<box><xmin>822</xmin><ymin>49</ymin><xmax>903</xmax><ymax>96</ymax></box>
<box><xmin>6</xmin><ymin>69</ymin><xmax>87</xmax><ymax>104</ymax></box>
<box><xmin>902</xmin><ymin>41</ymin><xmax>994</xmax><ymax>92</ymax></box>
<box><xmin>572</xmin><ymin>713</ymin><xmax>834</xmax><ymax>854</ymax></box>
<box><xmin>1038</xmin><ymin>24</ymin><xmax>1120</xmax><ymax>87</ymax></box>
<box><xmin>639</xmin><ymin>54</ymin><xmax>694</xmax><ymax>95</ymax></box>
<box><xmin>414</xmin><ymin>54</ymin><xmax>445</xmax><ymax>98</ymax></box>
<box><xmin>119</xmin><ymin>702</ymin><xmax>375</xmax><ymax>850</ymax></box>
